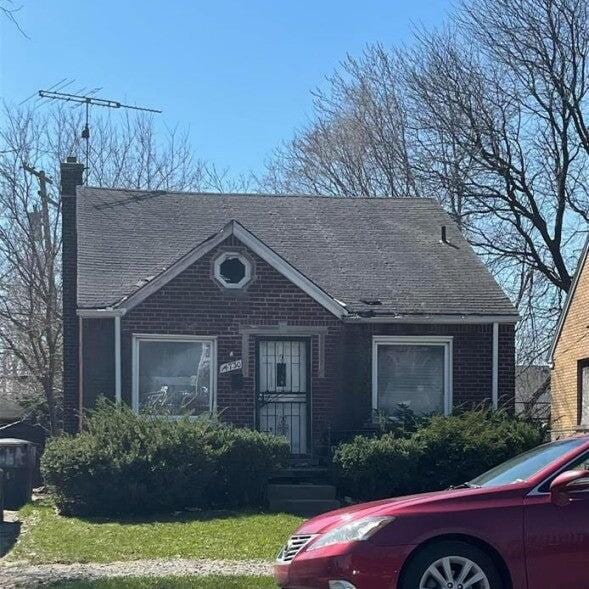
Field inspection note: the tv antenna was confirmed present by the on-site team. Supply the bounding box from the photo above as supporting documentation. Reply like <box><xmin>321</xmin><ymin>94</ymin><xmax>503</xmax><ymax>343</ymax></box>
<box><xmin>38</xmin><ymin>89</ymin><xmax>162</xmax><ymax>183</ymax></box>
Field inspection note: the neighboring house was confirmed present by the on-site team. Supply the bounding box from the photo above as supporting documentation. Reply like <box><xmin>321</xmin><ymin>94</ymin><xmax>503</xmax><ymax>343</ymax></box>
<box><xmin>0</xmin><ymin>394</ymin><xmax>23</xmax><ymax>426</ymax></box>
<box><xmin>60</xmin><ymin>157</ymin><xmax>518</xmax><ymax>455</ymax></box>
<box><xmin>550</xmin><ymin>236</ymin><xmax>589</xmax><ymax>437</ymax></box>
<box><xmin>0</xmin><ymin>351</ymin><xmax>27</xmax><ymax>426</ymax></box>
<box><xmin>515</xmin><ymin>364</ymin><xmax>550</xmax><ymax>422</ymax></box>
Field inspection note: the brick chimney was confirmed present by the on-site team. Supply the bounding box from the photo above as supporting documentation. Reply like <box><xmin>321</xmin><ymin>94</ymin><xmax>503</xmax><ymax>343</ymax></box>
<box><xmin>61</xmin><ymin>156</ymin><xmax>84</xmax><ymax>433</ymax></box>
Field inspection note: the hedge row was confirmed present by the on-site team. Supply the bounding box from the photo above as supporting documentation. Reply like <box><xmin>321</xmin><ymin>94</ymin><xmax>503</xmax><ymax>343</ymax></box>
<box><xmin>42</xmin><ymin>403</ymin><xmax>546</xmax><ymax>515</ymax></box>
<box><xmin>333</xmin><ymin>408</ymin><xmax>546</xmax><ymax>501</ymax></box>
<box><xmin>41</xmin><ymin>400</ymin><xmax>290</xmax><ymax>516</ymax></box>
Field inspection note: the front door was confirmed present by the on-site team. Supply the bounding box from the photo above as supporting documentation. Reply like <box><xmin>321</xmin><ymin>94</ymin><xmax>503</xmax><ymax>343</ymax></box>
<box><xmin>256</xmin><ymin>338</ymin><xmax>310</xmax><ymax>455</ymax></box>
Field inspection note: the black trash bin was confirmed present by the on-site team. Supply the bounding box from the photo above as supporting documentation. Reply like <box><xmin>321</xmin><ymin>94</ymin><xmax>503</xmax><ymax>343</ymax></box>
<box><xmin>0</xmin><ymin>439</ymin><xmax>36</xmax><ymax>509</ymax></box>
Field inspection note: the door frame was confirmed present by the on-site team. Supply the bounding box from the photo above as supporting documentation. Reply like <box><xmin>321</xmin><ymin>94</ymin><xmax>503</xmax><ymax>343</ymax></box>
<box><xmin>254</xmin><ymin>336</ymin><xmax>312</xmax><ymax>456</ymax></box>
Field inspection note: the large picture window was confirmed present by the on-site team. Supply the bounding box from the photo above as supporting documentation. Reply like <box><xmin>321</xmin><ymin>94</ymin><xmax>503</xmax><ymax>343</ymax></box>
<box><xmin>132</xmin><ymin>335</ymin><xmax>216</xmax><ymax>417</ymax></box>
<box><xmin>372</xmin><ymin>336</ymin><xmax>453</xmax><ymax>416</ymax></box>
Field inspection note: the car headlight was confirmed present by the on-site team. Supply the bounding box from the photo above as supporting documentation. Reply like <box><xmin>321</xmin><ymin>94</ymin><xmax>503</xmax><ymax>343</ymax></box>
<box><xmin>307</xmin><ymin>516</ymin><xmax>395</xmax><ymax>551</ymax></box>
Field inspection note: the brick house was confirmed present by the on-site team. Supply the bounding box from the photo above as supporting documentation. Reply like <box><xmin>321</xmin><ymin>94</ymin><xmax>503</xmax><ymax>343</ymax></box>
<box><xmin>550</xmin><ymin>237</ymin><xmax>589</xmax><ymax>438</ymax></box>
<box><xmin>61</xmin><ymin>158</ymin><xmax>517</xmax><ymax>454</ymax></box>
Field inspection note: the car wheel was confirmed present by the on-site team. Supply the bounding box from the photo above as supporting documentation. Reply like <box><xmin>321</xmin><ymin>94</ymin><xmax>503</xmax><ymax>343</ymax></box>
<box><xmin>400</xmin><ymin>540</ymin><xmax>504</xmax><ymax>589</ymax></box>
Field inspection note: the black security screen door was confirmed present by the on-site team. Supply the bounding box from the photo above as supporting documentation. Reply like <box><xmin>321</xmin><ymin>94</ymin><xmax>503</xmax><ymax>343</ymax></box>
<box><xmin>256</xmin><ymin>338</ymin><xmax>311</xmax><ymax>455</ymax></box>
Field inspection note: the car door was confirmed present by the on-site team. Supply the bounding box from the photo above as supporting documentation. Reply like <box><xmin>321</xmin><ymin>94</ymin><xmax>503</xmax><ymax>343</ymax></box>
<box><xmin>523</xmin><ymin>453</ymin><xmax>589</xmax><ymax>588</ymax></box>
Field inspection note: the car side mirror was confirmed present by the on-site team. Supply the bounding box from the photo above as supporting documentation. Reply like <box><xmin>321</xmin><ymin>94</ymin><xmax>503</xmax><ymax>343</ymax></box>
<box><xmin>550</xmin><ymin>469</ymin><xmax>589</xmax><ymax>507</ymax></box>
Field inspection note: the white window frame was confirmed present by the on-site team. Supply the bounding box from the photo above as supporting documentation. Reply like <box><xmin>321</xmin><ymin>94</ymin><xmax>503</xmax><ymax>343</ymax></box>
<box><xmin>372</xmin><ymin>335</ymin><xmax>454</xmax><ymax>416</ymax></box>
<box><xmin>213</xmin><ymin>251</ymin><xmax>252</xmax><ymax>289</ymax></box>
<box><xmin>132</xmin><ymin>333</ymin><xmax>217</xmax><ymax>418</ymax></box>
<box><xmin>580</xmin><ymin>360</ymin><xmax>589</xmax><ymax>427</ymax></box>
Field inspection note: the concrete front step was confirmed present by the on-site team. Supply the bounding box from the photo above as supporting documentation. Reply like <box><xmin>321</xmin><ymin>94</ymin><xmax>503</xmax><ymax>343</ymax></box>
<box><xmin>267</xmin><ymin>483</ymin><xmax>337</xmax><ymax>502</ymax></box>
<box><xmin>272</xmin><ymin>467</ymin><xmax>330</xmax><ymax>484</ymax></box>
<box><xmin>269</xmin><ymin>498</ymin><xmax>341</xmax><ymax>517</ymax></box>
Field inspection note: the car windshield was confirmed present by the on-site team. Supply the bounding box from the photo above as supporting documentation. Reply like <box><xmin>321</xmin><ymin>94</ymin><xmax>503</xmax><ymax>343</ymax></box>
<box><xmin>468</xmin><ymin>438</ymin><xmax>588</xmax><ymax>488</ymax></box>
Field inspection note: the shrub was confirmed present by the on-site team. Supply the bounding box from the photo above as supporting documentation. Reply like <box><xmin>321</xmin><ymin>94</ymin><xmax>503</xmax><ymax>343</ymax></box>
<box><xmin>414</xmin><ymin>408</ymin><xmax>546</xmax><ymax>491</ymax></box>
<box><xmin>333</xmin><ymin>408</ymin><xmax>545</xmax><ymax>501</ymax></box>
<box><xmin>195</xmin><ymin>421</ymin><xmax>291</xmax><ymax>508</ymax></box>
<box><xmin>333</xmin><ymin>435</ymin><xmax>423</xmax><ymax>501</ymax></box>
<box><xmin>373</xmin><ymin>403</ymin><xmax>432</xmax><ymax>437</ymax></box>
<box><xmin>41</xmin><ymin>400</ymin><xmax>289</xmax><ymax>516</ymax></box>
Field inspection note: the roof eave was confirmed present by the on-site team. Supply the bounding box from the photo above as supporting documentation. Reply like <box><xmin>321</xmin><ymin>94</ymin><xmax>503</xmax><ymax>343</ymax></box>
<box><xmin>77</xmin><ymin>308</ymin><xmax>127</xmax><ymax>318</ymax></box>
<box><xmin>344</xmin><ymin>313</ymin><xmax>520</xmax><ymax>324</ymax></box>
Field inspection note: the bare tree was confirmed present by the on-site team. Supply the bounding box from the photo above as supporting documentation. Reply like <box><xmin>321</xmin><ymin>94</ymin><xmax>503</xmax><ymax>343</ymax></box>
<box><xmin>404</xmin><ymin>1</ymin><xmax>589</xmax><ymax>362</ymax></box>
<box><xmin>405</xmin><ymin>17</ymin><xmax>587</xmax><ymax>293</ymax></box>
<box><xmin>0</xmin><ymin>104</ymin><xmax>209</xmax><ymax>433</ymax></box>
<box><xmin>264</xmin><ymin>47</ymin><xmax>421</xmax><ymax>198</ymax></box>
<box><xmin>0</xmin><ymin>0</ymin><xmax>27</xmax><ymax>37</ymax></box>
<box><xmin>263</xmin><ymin>0</ymin><xmax>589</xmax><ymax>365</ymax></box>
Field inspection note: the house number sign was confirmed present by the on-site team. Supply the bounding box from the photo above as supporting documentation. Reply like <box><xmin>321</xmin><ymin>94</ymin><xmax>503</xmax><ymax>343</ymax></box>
<box><xmin>219</xmin><ymin>359</ymin><xmax>243</xmax><ymax>374</ymax></box>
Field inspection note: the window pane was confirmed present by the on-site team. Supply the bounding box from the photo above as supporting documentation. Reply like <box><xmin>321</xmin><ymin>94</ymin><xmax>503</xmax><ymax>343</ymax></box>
<box><xmin>377</xmin><ymin>344</ymin><xmax>445</xmax><ymax>414</ymax></box>
<box><xmin>138</xmin><ymin>340</ymin><xmax>212</xmax><ymax>417</ymax></box>
<box><xmin>582</xmin><ymin>366</ymin><xmax>589</xmax><ymax>425</ymax></box>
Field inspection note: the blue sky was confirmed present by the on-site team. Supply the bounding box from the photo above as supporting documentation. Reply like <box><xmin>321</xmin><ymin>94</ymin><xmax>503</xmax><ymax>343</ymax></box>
<box><xmin>1</xmin><ymin>0</ymin><xmax>451</xmax><ymax>177</ymax></box>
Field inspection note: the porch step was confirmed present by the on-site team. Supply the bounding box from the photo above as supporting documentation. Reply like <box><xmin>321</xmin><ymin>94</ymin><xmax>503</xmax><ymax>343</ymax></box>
<box><xmin>269</xmin><ymin>498</ymin><xmax>341</xmax><ymax>517</ymax></box>
<box><xmin>271</xmin><ymin>467</ymin><xmax>330</xmax><ymax>484</ymax></box>
<box><xmin>268</xmin><ymin>483</ymin><xmax>337</xmax><ymax>502</ymax></box>
<box><xmin>268</xmin><ymin>482</ymin><xmax>340</xmax><ymax>516</ymax></box>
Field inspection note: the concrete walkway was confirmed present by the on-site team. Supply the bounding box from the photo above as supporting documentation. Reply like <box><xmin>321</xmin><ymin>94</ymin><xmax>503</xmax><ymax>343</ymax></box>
<box><xmin>0</xmin><ymin>558</ymin><xmax>274</xmax><ymax>588</ymax></box>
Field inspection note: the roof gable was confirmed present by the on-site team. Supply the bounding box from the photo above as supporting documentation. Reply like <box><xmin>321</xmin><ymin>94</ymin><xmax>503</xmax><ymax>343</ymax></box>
<box><xmin>75</xmin><ymin>188</ymin><xmax>518</xmax><ymax>320</ymax></box>
<box><xmin>115</xmin><ymin>220</ymin><xmax>347</xmax><ymax>318</ymax></box>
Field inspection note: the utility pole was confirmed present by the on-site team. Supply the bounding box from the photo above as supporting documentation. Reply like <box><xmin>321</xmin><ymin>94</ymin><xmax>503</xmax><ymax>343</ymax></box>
<box><xmin>22</xmin><ymin>164</ymin><xmax>57</xmax><ymax>256</ymax></box>
<box><xmin>22</xmin><ymin>163</ymin><xmax>59</xmax><ymax>432</ymax></box>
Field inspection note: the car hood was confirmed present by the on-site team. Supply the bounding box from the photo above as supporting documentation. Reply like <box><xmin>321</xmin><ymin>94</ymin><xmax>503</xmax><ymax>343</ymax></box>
<box><xmin>295</xmin><ymin>485</ymin><xmax>526</xmax><ymax>535</ymax></box>
<box><xmin>296</xmin><ymin>491</ymin><xmax>447</xmax><ymax>534</ymax></box>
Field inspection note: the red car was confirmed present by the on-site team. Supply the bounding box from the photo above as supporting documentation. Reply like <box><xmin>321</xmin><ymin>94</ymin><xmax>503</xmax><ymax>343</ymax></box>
<box><xmin>275</xmin><ymin>435</ymin><xmax>589</xmax><ymax>589</ymax></box>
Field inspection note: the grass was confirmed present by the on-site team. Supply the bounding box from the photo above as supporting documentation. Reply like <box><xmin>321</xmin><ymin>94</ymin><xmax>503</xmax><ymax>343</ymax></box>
<box><xmin>47</xmin><ymin>577</ymin><xmax>276</xmax><ymax>588</ymax></box>
<box><xmin>8</xmin><ymin>504</ymin><xmax>302</xmax><ymax>564</ymax></box>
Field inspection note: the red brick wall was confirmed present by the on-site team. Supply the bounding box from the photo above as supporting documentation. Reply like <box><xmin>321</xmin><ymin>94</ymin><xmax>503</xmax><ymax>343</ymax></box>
<box><xmin>81</xmin><ymin>318</ymin><xmax>115</xmax><ymax>408</ymax></box>
<box><xmin>340</xmin><ymin>323</ymin><xmax>515</xmax><ymax>428</ymax></box>
<box><xmin>119</xmin><ymin>236</ymin><xmax>345</xmax><ymax>451</ymax></box>
<box><xmin>78</xmin><ymin>235</ymin><xmax>515</xmax><ymax>446</ymax></box>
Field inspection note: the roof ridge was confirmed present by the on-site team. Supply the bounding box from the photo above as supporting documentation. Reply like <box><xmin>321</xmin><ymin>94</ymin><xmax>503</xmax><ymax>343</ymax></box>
<box><xmin>79</xmin><ymin>186</ymin><xmax>437</xmax><ymax>202</ymax></box>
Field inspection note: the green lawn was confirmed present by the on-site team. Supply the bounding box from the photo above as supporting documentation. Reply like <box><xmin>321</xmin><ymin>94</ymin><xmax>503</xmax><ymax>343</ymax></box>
<box><xmin>48</xmin><ymin>577</ymin><xmax>276</xmax><ymax>588</ymax></box>
<box><xmin>8</xmin><ymin>505</ymin><xmax>302</xmax><ymax>564</ymax></box>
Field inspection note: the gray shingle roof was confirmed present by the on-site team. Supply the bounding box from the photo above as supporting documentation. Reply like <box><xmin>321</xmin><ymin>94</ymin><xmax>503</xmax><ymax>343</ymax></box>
<box><xmin>76</xmin><ymin>188</ymin><xmax>516</xmax><ymax>317</ymax></box>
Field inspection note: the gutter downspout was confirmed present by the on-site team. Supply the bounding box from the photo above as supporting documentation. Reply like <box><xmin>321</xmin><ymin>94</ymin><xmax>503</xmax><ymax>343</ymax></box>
<box><xmin>78</xmin><ymin>318</ymin><xmax>84</xmax><ymax>430</ymax></box>
<box><xmin>492</xmin><ymin>322</ymin><xmax>499</xmax><ymax>409</ymax></box>
<box><xmin>115</xmin><ymin>316</ymin><xmax>122</xmax><ymax>403</ymax></box>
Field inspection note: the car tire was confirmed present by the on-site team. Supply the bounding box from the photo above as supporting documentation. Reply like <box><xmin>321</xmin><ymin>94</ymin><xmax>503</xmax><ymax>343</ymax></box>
<box><xmin>400</xmin><ymin>540</ymin><xmax>504</xmax><ymax>589</ymax></box>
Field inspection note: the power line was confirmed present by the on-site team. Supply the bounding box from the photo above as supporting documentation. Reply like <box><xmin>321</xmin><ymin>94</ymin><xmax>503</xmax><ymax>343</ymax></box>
<box><xmin>37</xmin><ymin>89</ymin><xmax>163</xmax><ymax>183</ymax></box>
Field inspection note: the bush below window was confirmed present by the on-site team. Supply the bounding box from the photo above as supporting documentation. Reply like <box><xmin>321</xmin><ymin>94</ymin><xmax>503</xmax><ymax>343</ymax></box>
<box><xmin>333</xmin><ymin>408</ymin><xmax>546</xmax><ymax>501</ymax></box>
<box><xmin>41</xmin><ymin>400</ymin><xmax>290</xmax><ymax>516</ymax></box>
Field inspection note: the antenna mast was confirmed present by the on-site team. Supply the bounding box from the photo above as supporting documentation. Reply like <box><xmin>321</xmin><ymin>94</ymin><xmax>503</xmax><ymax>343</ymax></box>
<box><xmin>38</xmin><ymin>89</ymin><xmax>162</xmax><ymax>183</ymax></box>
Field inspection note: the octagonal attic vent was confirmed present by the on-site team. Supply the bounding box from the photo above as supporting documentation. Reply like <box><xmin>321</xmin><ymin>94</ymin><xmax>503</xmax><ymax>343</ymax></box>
<box><xmin>213</xmin><ymin>252</ymin><xmax>252</xmax><ymax>289</ymax></box>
